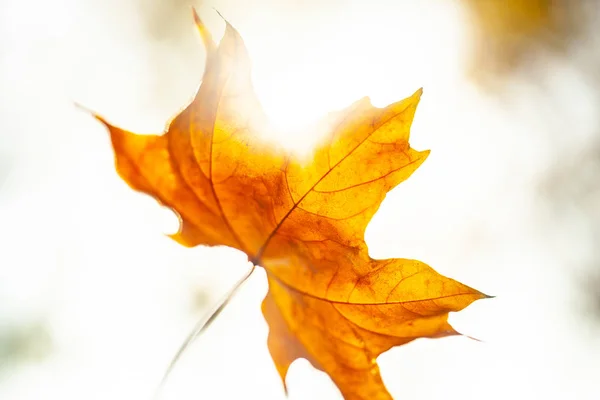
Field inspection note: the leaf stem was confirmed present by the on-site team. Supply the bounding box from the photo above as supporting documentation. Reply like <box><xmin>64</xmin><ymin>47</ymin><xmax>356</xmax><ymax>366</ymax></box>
<box><xmin>154</xmin><ymin>263</ymin><xmax>256</xmax><ymax>399</ymax></box>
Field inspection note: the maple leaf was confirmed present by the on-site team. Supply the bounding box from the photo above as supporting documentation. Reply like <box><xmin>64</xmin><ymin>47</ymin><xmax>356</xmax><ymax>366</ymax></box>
<box><xmin>90</xmin><ymin>10</ymin><xmax>488</xmax><ymax>400</ymax></box>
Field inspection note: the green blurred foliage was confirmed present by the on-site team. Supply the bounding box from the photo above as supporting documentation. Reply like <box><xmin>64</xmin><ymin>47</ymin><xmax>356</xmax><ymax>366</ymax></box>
<box><xmin>0</xmin><ymin>322</ymin><xmax>52</xmax><ymax>374</ymax></box>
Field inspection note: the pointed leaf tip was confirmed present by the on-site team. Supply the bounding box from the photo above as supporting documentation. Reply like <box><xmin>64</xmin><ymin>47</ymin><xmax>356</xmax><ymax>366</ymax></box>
<box><xmin>73</xmin><ymin>101</ymin><xmax>89</xmax><ymax>113</ymax></box>
<box><xmin>191</xmin><ymin>6</ymin><xmax>201</xmax><ymax>23</ymax></box>
<box><xmin>409</xmin><ymin>88</ymin><xmax>423</xmax><ymax>105</ymax></box>
<box><xmin>210</xmin><ymin>8</ymin><xmax>239</xmax><ymax>37</ymax></box>
<box><xmin>73</xmin><ymin>102</ymin><xmax>111</xmax><ymax>129</ymax></box>
<box><xmin>191</xmin><ymin>7</ymin><xmax>215</xmax><ymax>53</ymax></box>
<box><xmin>211</xmin><ymin>7</ymin><xmax>227</xmax><ymax>22</ymax></box>
<box><xmin>465</xmin><ymin>335</ymin><xmax>484</xmax><ymax>343</ymax></box>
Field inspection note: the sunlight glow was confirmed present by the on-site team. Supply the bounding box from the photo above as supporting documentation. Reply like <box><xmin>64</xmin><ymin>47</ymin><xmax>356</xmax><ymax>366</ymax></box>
<box><xmin>235</xmin><ymin>1</ymin><xmax>466</xmax><ymax>155</ymax></box>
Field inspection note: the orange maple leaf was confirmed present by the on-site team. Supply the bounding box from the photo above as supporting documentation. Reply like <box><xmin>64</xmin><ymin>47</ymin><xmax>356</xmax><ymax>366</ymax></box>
<box><xmin>90</xmin><ymin>10</ymin><xmax>488</xmax><ymax>400</ymax></box>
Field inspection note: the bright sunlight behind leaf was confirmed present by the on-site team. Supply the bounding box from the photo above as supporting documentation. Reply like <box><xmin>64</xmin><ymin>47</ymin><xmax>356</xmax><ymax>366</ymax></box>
<box><xmin>87</xmin><ymin>10</ymin><xmax>488</xmax><ymax>400</ymax></box>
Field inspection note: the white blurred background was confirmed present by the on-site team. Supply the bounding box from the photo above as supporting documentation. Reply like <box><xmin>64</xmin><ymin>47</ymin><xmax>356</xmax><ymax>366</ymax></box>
<box><xmin>1</xmin><ymin>0</ymin><xmax>599</xmax><ymax>399</ymax></box>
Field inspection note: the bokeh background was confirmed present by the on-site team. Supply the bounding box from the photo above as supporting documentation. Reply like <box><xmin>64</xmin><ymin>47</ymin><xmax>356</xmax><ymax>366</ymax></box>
<box><xmin>1</xmin><ymin>0</ymin><xmax>599</xmax><ymax>399</ymax></box>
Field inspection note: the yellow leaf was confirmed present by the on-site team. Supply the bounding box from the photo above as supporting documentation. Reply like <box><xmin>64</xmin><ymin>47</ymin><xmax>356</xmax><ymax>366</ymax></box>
<box><xmin>91</xmin><ymin>10</ymin><xmax>488</xmax><ymax>399</ymax></box>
